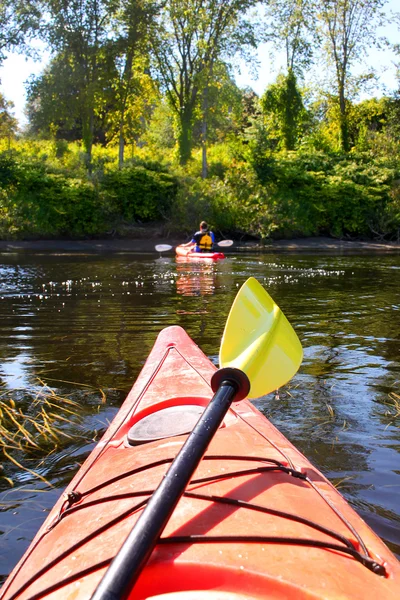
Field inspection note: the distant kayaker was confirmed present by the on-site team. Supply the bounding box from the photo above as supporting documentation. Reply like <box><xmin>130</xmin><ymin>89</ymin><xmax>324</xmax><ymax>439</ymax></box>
<box><xmin>181</xmin><ymin>221</ymin><xmax>215</xmax><ymax>253</ymax></box>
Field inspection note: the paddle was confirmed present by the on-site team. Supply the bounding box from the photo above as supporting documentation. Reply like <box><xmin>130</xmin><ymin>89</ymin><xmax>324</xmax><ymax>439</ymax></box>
<box><xmin>91</xmin><ymin>277</ymin><xmax>303</xmax><ymax>600</ymax></box>
<box><xmin>155</xmin><ymin>244</ymin><xmax>174</xmax><ymax>253</ymax></box>
<box><xmin>155</xmin><ymin>239</ymin><xmax>234</xmax><ymax>253</ymax></box>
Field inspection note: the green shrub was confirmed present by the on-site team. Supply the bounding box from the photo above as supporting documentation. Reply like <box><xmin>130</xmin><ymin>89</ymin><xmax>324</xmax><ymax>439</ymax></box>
<box><xmin>0</xmin><ymin>154</ymin><xmax>107</xmax><ymax>237</ymax></box>
<box><xmin>170</xmin><ymin>164</ymin><xmax>274</xmax><ymax>238</ymax></box>
<box><xmin>1</xmin><ymin>138</ymin><xmax>399</xmax><ymax>242</ymax></box>
<box><xmin>249</xmin><ymin>150</ymin><xmax>399</xmax><ymax>238</ymax></box>
<box><xmin>0</xmin><ymin>149</ymin><xmax>179</xmax><ymax>238</ymax></box>
<box><xmin>101</xmin><ymin>166</ymin><xmax>178</xmax><ymax>223</ymax></box>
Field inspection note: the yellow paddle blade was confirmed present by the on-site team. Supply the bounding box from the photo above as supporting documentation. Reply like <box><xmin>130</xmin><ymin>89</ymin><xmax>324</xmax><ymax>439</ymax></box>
<box><xmin>220</xmin><ymin>277</ymin><xmax>303</xmax><ymax>399</ymax></box>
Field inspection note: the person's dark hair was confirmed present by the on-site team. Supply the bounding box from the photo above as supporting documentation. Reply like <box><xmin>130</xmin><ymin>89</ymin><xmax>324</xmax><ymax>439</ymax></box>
<box><xmin>200</xmin><ymin>221</ymin><xmax>208</xmax><ymax>231</ymax></box>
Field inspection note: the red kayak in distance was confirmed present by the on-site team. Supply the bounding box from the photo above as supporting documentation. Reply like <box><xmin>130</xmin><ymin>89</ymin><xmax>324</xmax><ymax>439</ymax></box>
<box><xmin>1</xmin><ymin>325</ymin><xmax>399</xmax><ymax>600</ymax></box>
<box><xmin>175</xmin><ymin>245</ymin><xmax>225</xmax><ymax>260</ymax></box>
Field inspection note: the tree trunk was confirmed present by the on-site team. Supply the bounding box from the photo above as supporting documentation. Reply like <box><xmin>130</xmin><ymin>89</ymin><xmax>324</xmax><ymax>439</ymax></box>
<box><xmin>201</xmin><ymin>85</ymin><xmax>209</xmax><ymax>179</ymax></box>
<box><xmin>283</xmin><ymin>69</ymin><xmax>300</xmax><ymax>151</ymax></box>
<box><xmin>338</xmin><ymin>80</ymin><xmax>349</xmax><ymax>152</ymax></box>
<box><xmin>82</xmin><ymin>109</ymin><xmax>94</xmax><ymax>173</ymax></box>
<box><xmin>118</xmin><ymin>47</ymin><xmax>134</xmax><ymax>169</ymax></box>
<box><xmin>118</xmin><ymin>116</ymin><xmax>125</xmax><ymax>169</ymax></box>
<box><xmin>178</xmin><ymin>109</ymin><xmax>193</xmax><ymax>165</ymax></box>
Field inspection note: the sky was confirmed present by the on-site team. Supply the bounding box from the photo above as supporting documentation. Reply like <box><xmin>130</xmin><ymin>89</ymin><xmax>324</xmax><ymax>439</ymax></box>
<box><xmin>0</xmin><ymin>2</ymin><xmax>398</xmax><ymax>127</ymax></box>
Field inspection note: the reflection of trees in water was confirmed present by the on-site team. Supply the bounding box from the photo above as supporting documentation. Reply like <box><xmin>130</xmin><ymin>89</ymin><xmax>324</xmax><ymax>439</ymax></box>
<box><xmin>1</xmin><ymin>256</ymin><xmax>175</xmax><ymax>391</ymax></box>
<box><xmin>258</xmin><ymin>256</ymin><xmax>400</xmax><ymax>557</ymax></box>
<box><xmin>1</xmin><ymin>252</ymin><xmax>399</xmax><ymax>568</ymax></box>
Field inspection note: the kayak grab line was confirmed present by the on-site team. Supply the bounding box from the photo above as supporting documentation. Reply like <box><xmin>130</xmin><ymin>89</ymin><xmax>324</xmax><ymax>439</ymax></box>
<box><xmin>52</xmin><ymin>348</ymin><xmax>174</xmax><ymax>512</ymax></box>
<box><xmin>59</xmin><ymin>484</ymin><xmax>365</xmax><ymax>559</ymax></box>
<box><xmin>183</xmin><ymin>491</ymin><xmax>356</xmax><ymax>549</ymax></box>
<box><xmin>1</xmin><ymin>498</ymin><xmax>150</xmax><ymax>600</ymax></box>
<box><xmin>230</xmin><ymin>409</ymin><xmax>370</xmax><ymax>557</ymax></box>
<box><xmin>59</xmin><ymin>485</ymin><xmax>356</xmax><ymax>552</ymax></box>
<box><xmin>158</xmin><ymin>535</ymin><xmax>387</xmax><ymax>576</ymax></box>
<box><xmin>304</xmin><ymin>475</ymin><xmax>369</xmax><ymax>556</ymax></box>
<box><xmin>231</xmin><ymin>407</ymin><xmax>296</xmax><ymax>470</ymax></box>
<box><xmin>173</xmin><ymin>346</ymin><xmax>214</xmax><ymax>388</ymax></box>
<box><xmin>6</xmin><ymin>482</ymin><xmax>387</xmax><ymax>600</ymax></box>
<box><xmin>55</xmin><ymin>457</ymin><xmax>374</xmax><ymax>567</ymax></box>
<box><xmin>57</xmin><ymin>453</ymin><xmax>371</xmax><ymax>559</ymax></box>
<box><xmin>8</xmin><ymin>533</ymin><xmax>386</xmax><ymax>600</ymax></box>
<box><xmin>55</xmin><ymin>464</ymin><xmax>309</xmax><ymax>523</ymax></box>
<box><xmin>60</xmin><ymin>456</ymin><xmax>290</xmax><ymax>507</ymax></box>
<box><xmin>57</xmin><ymin>434</ymin><xmax>370</xmax><ymax>564</ymax></box>
<box><xmin>63</xmin><ymin>471</ymin><xmax>375</xmax><ymax>566</ymax></box>
<box><xmin>0</xmin><ymin>377</ymin><xmax>173</xmax><ymax>600</ymax></box>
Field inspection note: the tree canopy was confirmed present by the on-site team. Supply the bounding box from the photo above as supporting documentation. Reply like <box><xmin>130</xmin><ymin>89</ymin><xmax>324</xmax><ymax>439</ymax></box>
<box><xmin>0</xmin><ymin>0</ymin><xmax>399</xmax><ymax>244</ymax></box>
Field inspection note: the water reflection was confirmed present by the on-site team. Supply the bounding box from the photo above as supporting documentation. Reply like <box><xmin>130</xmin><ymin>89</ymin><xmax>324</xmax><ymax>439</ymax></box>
<box><xmin>0</xmin><ymin>252</ymin><xmax>399</xmax><ymax>582</ymax></box>
<box><xmin>175</xmin><ymin>259</ymin><xmax>217</xmax><ymax>296</ymax></box>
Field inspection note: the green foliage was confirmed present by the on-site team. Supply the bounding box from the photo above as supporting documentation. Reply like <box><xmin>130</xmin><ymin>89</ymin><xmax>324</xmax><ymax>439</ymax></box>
<box><xmin>0</xmin><ymin>152</ymin><xmax>106</xmax><ymax>237</ymax></box>
<box><xmin>0</xmin><ymin>0</ymin><xmax>41</xmax><ymax>63</ymax></box>
<box><xmin>261</xmin><ymin>70</ymin><xmax>307</xmax><ymax>150</ymax></box>
<box><xmin>0</xmin><ymin>93</ymin><xmax>18</xmax><ymax>139</ymax></box>
<box><xmin>348</xmin><ymin>97</ymin><xmax>390</xmax><ymax>150</ymax></box>
<box><xmin>317</xmin><ymin>0</ymin><xmax>387</xmax><ymax>152</ymax></box>
<box><xmin>0</xmin><ymin>133</ymin><xmax>399</xmax><ymax>242</ymax></box>
<box><xmin>265</xmin><ymin>0</ymin><xmax>316</xmax><ymax>74</ymax></box>
<box><xmin>0</xmin><ymin>149</ymin><xmax>178</xmax><ymax>238</ymax></box>
<box><xmin>152</xmin><ymin>0</ymin><xmax>257</xmax><ymax>164</ymax></box>
<box><xmin>101</xmin><ymin>166</ymin><xmax>178</xmax><ymax>222</ymax></box>
<box><xmin>171</xmin><ymin>157</ymin><xmax>274</xmax><ymax>237</ymax></box>
<box><xmin>141</xmin><ymin>100</ymin><xmax>176</xmax><ymax>151</ymax></box>
<box><xmin>250</xmin><ymin>149</ymin><xmax>399</xmax><ymax>238</ymax></box>
<box><xmin>1</xmin><ymin>0</ymin><xmax>399</xmax><ymax>245</ymax></box>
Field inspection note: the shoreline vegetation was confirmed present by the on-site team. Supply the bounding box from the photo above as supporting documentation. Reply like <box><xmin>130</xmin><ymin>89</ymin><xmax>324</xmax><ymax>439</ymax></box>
<box><xmin>0</xmin><ymin>140</ymin><xmax>399</xmax><ymax>249</ymax></box>
<box><xmin>0</xmin><ymin>3</ymin><xmax>399</xmax><ymax>250</ymax></box>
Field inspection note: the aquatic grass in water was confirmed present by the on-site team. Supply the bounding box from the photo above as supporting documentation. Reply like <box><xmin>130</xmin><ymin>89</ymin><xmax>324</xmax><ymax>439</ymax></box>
<box><xmin>382</xmin><ymin>391</ymin><xmax>400</xmax><ymax>422</ymax></box>
<box><xmin>0</xmin><ymin>380</ymin><xmax>102</xmax><ymax>488</ymax></box>
<box><xmin>1</xmin><ymin>251</ymin><xmax>399</xmax><ymax>570</ymax></box>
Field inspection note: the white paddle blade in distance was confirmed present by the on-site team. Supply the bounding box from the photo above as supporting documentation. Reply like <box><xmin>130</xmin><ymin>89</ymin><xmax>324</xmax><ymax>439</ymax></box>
<box><xmin>219</xmin><ymin>277</ymin><xmax>303</xmax><ymax>399</ymax></box>
<box><xmin>217</xmin><ymin>240</ymin><xmax>234</xmax><ymax>247</ymax></box>
<box><xmin>155</xmin><ymin>244</ymin><xmax>173</xmax><ymax>252</ymax></box>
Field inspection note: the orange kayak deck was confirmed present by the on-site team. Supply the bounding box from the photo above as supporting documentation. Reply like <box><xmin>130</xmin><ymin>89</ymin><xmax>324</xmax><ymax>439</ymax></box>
<box><xmin>175</xmin><ymin>245</ymin><xmax>225</xmax><ymax>260</ymax></box>
<box><xmin>1</xmin><ymin>326</ymin><xmax>399</xmax><ymax>600</ymax></box>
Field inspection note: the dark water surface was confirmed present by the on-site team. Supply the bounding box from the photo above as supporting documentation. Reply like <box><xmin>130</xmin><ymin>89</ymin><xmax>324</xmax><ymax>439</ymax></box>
<box><xmin>0</xmin><ymin>250</ymin><xmax>399</xmax><ymax>581</ymax></box>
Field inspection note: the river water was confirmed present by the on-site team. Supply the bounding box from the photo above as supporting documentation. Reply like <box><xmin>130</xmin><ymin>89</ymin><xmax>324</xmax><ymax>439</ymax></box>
<box><xmin>0</xmin><ymin>250</ymin><xmax>399</xmax><ymax>582</ymax></box>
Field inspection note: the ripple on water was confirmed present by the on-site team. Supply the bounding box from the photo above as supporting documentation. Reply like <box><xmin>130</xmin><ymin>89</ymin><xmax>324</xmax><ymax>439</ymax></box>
<box><xmin>0</xmin><ymin>252</ymin><xmax>399</xmax><ymax>580</ymax></box>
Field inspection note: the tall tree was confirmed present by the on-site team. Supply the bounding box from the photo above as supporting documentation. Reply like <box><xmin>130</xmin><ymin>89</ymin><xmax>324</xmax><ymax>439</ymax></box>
<box><xmin>151</xmin><ymin>0</ymin><xmax>257</xmax><ymax>166</ymax></box>
<box><xmin>0</xmin><ymin>0</ymin><xmax>41</xmax><ymax>63</ymax></box>
<box><xmin>261</xmin><ymin>69</ymin><xmax>306</xmax><ymax>150</ymax></box>
<box><xmin>0</xmin><ymin>92</ymin><xmax>18</xmax><ymax>138</ymax></box>
<box><xmin>105</xmin><ymin>55</ymin><xmax>158</xmax><ymax>161</ymax></box>
<box><xmin>261</xmin><ymin>1</ymin><xmax>315</xmax><ymax>152</ymax></box>
<box><xmin>111</xmin><ymin>0</ymin><xmax>158</xmax><ymax>167</ymax></box>
<box><xmin>318</xmin><ymin>0</ymin><xmax>387</xmax><ymax>152</ymax></box>
<box><xmin>25</xmin><ymin>53</ymin><xmax>112</xmax><ymax>144</ymax></box>
<box><xmin>199</xmin><ymin>62</ymin><xmax>244</xmax><ymax>177</ymax></box>
<box><xmin>43</xmin><ymin>0</ymin><xmax>116</xmax><ymax>169</ymax></box>
<box><xmin>264</xmin><ymin>0</ymin><xmax>317</xmax><ymax>74</ymax></box>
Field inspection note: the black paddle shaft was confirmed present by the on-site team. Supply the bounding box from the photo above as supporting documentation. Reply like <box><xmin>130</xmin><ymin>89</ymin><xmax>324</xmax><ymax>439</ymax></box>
<box><xmin>91</xmin><ymin>368</ymin><xmax>250</xmax><ymax>600</ymax></box>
